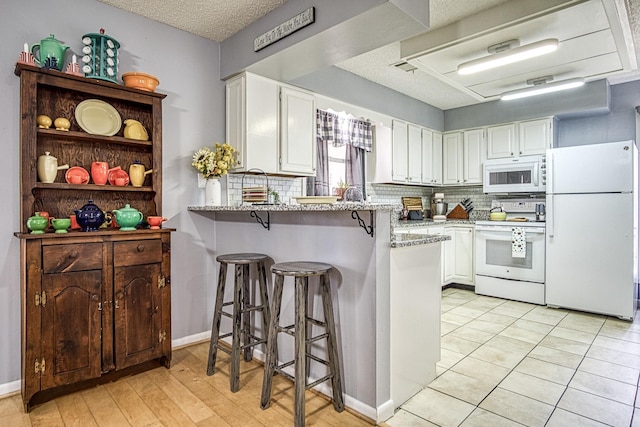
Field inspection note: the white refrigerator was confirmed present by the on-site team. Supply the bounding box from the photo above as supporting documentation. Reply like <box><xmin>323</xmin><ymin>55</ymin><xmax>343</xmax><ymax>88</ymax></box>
<box><xmin>546</xmin><ymin>141</ymin><xmax>638</xmax><ymax>319</ymax></box>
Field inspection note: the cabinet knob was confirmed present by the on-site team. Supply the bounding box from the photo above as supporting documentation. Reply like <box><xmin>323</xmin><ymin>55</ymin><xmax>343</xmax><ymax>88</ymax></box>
<box><xmin>91</xmin><ymin>294</ymin><xmax>100</xmax><ymax>302</ymax></box>
<box><xmin>137</xmin><ymin>244</ymin><xmax>145</xmax><ymax>252</ymax></box>
<box><xmin>69</xmin><ymin>250</ymin><xmax>78</xmax><ymax>258</ymax></box>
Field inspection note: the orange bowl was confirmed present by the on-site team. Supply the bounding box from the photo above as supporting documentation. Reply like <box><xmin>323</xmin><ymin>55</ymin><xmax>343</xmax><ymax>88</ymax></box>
<box><xmin>122</xmin><ymin>72</ymin><xmax>160</xmax><ymax>92</ymax></box>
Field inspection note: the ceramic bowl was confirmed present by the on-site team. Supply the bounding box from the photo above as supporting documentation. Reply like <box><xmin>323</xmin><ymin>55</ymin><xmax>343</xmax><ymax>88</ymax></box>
<box><xmin>122</xmin><ymin>72</ymin><xmax>160</xmax><ymax>92</ymax></box>
<box><xmin>52</xmin><ymin>218</ymin><xmax>71</xmax><ymax>233</ymax></box>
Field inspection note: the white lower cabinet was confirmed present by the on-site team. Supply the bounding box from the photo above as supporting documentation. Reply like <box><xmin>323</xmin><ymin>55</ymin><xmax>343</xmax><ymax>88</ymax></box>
<box><xmin>447</xmin><ymin>225</ymin><xmax>474</xmax><ymax>284</ymax></box>
<box><xmin>402</xmin><ymin>224</ymin><xmax>474</xmax><ymax>285</ymax></box>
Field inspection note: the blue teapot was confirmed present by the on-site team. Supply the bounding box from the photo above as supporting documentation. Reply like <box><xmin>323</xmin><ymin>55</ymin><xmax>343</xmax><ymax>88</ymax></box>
<box><xmin>75</xmin><ymin>199</ymin><xmax>105</xmax><ymax>232</ymax></box>
<box><xmin>31</xmin><ymin>34</ymin><xmax>69</xmax><ymax>71</ymax></box>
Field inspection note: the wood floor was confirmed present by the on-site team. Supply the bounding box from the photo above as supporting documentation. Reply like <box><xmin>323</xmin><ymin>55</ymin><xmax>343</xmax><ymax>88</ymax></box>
<box><xmin>0</xmin><ymin>341</ymin><xmax>375</xmax><ymax>426</ymax></box>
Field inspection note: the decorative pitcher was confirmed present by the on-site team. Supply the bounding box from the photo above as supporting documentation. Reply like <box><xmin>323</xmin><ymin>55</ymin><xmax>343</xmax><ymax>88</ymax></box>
<box><xmin>37</xmin><ymin>151</ymin><xmax>69</xmax><ymax>183</ymax></box>
<box><xmin>31</xmin><ymin>34</ymin><xmax>70</xmax><ymax>71</ymax></box>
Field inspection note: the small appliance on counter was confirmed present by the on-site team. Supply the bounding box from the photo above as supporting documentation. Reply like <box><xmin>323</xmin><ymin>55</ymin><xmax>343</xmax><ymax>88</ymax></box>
<box><xmin>431</xmin><ymin>193</ymin><xmax>447</xmax><ymax>222</ymax></box>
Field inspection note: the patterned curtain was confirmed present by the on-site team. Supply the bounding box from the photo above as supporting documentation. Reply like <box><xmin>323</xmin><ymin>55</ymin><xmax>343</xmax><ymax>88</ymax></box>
<box><xmin>309</xmin><ymin>109</ymin><xmax>372</xmax><ymax>196</ymax></box>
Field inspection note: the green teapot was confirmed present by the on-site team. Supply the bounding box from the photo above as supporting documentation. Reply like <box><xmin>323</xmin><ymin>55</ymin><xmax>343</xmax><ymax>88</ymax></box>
<box><xmin>31</xmin><ymin>34</ymin><xmax>69</xmax><ymax>71</ymax></box>
<box><xmin>112</xmin><ymin>204</ymin><xmax>143</xmax><ymax>231</ymax></box>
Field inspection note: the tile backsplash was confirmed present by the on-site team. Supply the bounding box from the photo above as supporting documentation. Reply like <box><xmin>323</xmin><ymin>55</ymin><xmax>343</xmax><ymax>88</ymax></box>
<box><xmin>225</xmin><ymin>174</ymin><xmax>536</xmax><ymax>221</ymax></box>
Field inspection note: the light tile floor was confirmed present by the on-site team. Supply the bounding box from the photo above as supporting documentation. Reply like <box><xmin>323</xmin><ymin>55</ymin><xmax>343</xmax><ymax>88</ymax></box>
<box><xmin>386</xmin><ymin>288</ymin><xmax>640</xmax><ymax>427</ymax></box>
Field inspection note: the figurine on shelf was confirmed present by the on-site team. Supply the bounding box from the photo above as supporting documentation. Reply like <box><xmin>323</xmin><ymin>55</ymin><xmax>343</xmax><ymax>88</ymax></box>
<box><xmin>17</xmin><ymin>43</ymin><xmax>36</xmax><ymax>66</ymax></box>
<box><xmin>65</xmin><ymin>54</ymin><xmax>83</xmax><ymax>77</ymax></box>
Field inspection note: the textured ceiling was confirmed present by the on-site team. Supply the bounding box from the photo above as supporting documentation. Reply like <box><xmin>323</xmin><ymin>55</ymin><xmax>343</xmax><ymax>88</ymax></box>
<box><xmin>99</xmin><ymin>0</ymin><xmax>639</xmax><ymax>110</ymax></box>
<box><xmin>98</xmin><ymin>0</ymin><xmax>288</xmax><ymax>42</ymax></box>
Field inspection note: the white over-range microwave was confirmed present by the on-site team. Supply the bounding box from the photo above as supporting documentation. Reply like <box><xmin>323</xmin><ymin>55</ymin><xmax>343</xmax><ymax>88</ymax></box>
<box><xmin>483</xmin><ymin>155</ymin><xmax>547</xmax><ymax>194</ymax></box>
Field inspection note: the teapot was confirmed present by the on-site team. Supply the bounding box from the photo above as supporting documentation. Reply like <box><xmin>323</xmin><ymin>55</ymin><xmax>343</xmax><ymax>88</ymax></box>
<box><xmin>129</xmin><ymin>161</ymin><xmax>153</xmax><ymax>187</ymax></box>
<box><xmin>112</xmin><ymin>204</ymin><xmax>143</xmax><ymax>231</ymax></box>
<box><xmin>75</xmin><ymin>199</ymin><xmax>105</xmax><ymax>231</ymax></box>
<box><xmin>37</xmin><ymin>151</ymin><xmax>69</xmax><ymax>183</ymax></box>
<box><xmin>31</xmin><ymin>34</ymin><xmax>69</xmax><ymax>71</ymax></box>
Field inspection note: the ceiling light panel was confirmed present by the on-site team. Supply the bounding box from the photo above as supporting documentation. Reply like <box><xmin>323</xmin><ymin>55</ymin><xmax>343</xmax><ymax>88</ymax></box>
<box><xmin>500</xmin><ymin>77</ymin><xmax>585</xmax><ymax>100</ymax></box>
<box><xmin>457</xmin><ymin>39</ymin><xmax>559</xmax><ymax>75</ymax></box>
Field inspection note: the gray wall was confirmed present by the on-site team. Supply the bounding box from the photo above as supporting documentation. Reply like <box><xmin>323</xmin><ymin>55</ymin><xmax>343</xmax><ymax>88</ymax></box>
<box><xmin>1</xmin><ymin>0</ymin><xmax>223</xmax><ymax>387</ymax></box>
<box><xmin>557</xmin><ymin>80</ymin><xmax>639</xmax><ymax>146</ymax></box>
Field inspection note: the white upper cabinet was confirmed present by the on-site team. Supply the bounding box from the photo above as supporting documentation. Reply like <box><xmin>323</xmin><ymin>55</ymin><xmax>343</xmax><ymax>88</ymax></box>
<box><xmin>443</xmin><ymin>129</ymin><xmax>484</xmax><ymax>185</ymax></box>
<box><xmin>463</xmin><ymin>128</ymin><xmax>485</xmax><ymax>184</ymax></box>
<box><xmin>421</xmin><ymin>129</ymin><xmax>442</xmax><ymax>185</ymax></box>
<box><xmin>391</xmin><ymin>120</ymin><xmax>422</xmax><ymax>184</ymax></box>
<box><xmin>487</xmin><ymin>118</ymin><xmax>552</xmax><ymax>159</ymax></box>
<box><xmin>279</xmin><ymin>86</ymin><xmax>316</xmax><ymax>175</ymax></box>
<box><xmin>226</xmin><ymin>72</ymin><xmax>316</xmax><ymax>176</ymax></box>
<box><xmin>443</xmin><ymin>132</ymin><xmax>463</xmax><ymax>185</ymax></box>
<box><xmin>487</xmin><ymin>123</ymin><xmax>516</xmax><ymax>159</ymax></box>
<box><xmin>519</xmin><ymin>118</ymin><xmax>552</xmax><ymax>156</ymax></box>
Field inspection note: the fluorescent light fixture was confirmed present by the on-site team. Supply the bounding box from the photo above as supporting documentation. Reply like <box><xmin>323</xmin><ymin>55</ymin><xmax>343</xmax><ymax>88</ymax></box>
<box><xmin>457</xmin><ymin>39</ymin><xmax>559</xmax><ymax>75</ymax></box>
<box><xmin>500</xmin><ymin>77</ymin><xmax>585</xmax><ymax>100</ymax></box>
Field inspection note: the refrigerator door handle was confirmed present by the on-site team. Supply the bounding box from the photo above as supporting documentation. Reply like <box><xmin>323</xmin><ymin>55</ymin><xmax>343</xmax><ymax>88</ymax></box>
<box><xmin>546</xmin><ymin>149</ymin><xmax>554</xmax><ymax>196</ymax></box>
<box><xmin>547</xmin><ymin>194</ymin><xmax>554</xmax><ymax>237</ymax></box>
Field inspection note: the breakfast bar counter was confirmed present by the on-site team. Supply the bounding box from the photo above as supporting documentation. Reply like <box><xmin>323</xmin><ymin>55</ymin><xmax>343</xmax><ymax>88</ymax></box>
<box><xmin>188</xmin><ymin>203</ymin><xmax>444</xmax><ymax>422</ymax></box>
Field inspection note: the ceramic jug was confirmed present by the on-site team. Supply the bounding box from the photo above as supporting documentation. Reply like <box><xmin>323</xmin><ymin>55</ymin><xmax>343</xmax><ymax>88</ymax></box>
<box><xmin>31</xmin><ymin>34</ymin><xmax>69</xmax><ymax>71</ymax></box>
<box><xmin>123</xmin><ymin>119</ymin><xmax>149</xmax><ymax>141</ymax></box>
<box><xmin>129</xmin><ymin>161</ymin><xmax>153</xmax><ymax>187</ymax></box>
<box><xmin>37</xmin><ymin>152</ymin><xmax>69</xmax><ymax>183</ymax></box>
<box><xmin>91</xmin><ymin>162</ymin><xmax>120</xmax><ymax>185</ymax></box>
<box><xmin>112</xmin><ymin>204</ymin><xmax>143</xmax><ymax>231</ymax></box>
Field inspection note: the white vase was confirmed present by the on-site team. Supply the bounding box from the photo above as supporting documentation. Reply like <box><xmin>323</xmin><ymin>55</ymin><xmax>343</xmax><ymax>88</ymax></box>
<box><xmin>204</xmin><ymin>178</ymin><xmax>221</xmax><ymax>206</ymax></box>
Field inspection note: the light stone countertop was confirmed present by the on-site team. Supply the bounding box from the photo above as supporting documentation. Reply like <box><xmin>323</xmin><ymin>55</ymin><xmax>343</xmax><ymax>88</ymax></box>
<box><xmin>188</xmin><ymin>202</ymin><xmax>400</xmax><ymax>212</ymax></box>
<box><xmin>390</xmin><ymin>232</ymin><xmax>450</xmax><ymax>248</ymax></box>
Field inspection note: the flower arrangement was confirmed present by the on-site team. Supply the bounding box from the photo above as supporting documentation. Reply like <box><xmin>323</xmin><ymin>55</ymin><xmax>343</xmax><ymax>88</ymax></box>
<box><xmin>192</xmin><ymin>143</ymin><xmax>236</xmax><ymax>178</ymax></box>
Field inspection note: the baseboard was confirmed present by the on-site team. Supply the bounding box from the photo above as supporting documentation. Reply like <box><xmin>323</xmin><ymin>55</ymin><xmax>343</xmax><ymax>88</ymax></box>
<box><xmin>442</xmin><ymin>283</ymin><xmax>475</xmax><ymax>292</ymax></box>
<box><xmin>0</xmin><ymin>380</ymin><xmax>20</xmax><ymax>398</ymax></box>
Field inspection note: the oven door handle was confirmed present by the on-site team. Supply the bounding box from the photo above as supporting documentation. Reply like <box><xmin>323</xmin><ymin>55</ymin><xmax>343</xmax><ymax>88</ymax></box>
<box><xmin>476</xmin><ymin>226</ymin><xmax>546</xmax><ymax>234</ymax></box>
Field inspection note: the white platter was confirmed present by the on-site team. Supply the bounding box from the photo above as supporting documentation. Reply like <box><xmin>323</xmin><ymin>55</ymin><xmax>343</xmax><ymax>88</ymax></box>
<box><xmin>294</xmin><ymin>196</ymin><xmax>339</xmax><ymax>204</ymax></box>
<box><xmin>75</xmin><ymin>99</ymin><xmax>122</xmax><ymax>136</ymax></box>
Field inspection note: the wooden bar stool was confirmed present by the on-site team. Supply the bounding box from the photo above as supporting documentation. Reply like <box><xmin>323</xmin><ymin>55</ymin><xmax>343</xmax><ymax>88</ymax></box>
<box><xmin>207</xmin><ymin>253</ymin><xmax>270</xmax><ymax>392</ymax></box>
<box><xmin>260</xmin><ymin>261</ymin><xmax>344</xmax><ymax>426</ymax></box>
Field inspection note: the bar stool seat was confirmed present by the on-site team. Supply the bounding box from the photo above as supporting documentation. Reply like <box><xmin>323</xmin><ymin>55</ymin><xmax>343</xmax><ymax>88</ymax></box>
<box><xmin>207</xmin><ymin>253</ymin><xmax>270</xmax><ymax>392</ymax></box>
<box><xmin>260</xmin><ymin>261</ymin><xmax>344</xmax><ymax>426</ymax></box>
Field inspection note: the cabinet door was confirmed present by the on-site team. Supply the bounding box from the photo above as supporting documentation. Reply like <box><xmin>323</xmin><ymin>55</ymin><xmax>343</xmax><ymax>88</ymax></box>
<box><xmin>114</xmin><ymin>263</ymin><xmax>163</xmax><ymax>370</ymax></box>
<box><xmin>443</xmin><ymin>228</ymin><xmax>454</xmax><ymax>282</ymax></box>
<box><xmin>443</xmin><ymin>132</ymin><xmax>462</xmax><ymax>185</ymax></box>
<box><xmin>421</xmin><ymin>128</ymin><xmax>434</xmax><ymax>184</ymax></box>
<box><xmin>407</xmin><ymin>124</ymin><xmax>422</xmax><ymax>184</ymax></box>
<box><xmin>519</xmin><ymin>119</ymin><xmax>551</xmax><ymax>156</ymax></box>
<box><xmin>463</xmin><ymin>129</ymin><xmax>485</xmax><ymax>184</ymax></box>
<box><xmin>392</xmin><ymin>120</ymin><xmax>409</xmax><ymax>182</ymax></box>
<box><xmin>432</xmin><ymin>132</ymin><xmax>443</xmax><ymax>185</ymax></box>
<box><xmin>279</xmin><ymin>87</ymin><xmax>316</xmax><ymax>175</ymax></box>
<box><xmin>452</xmin><ymin>227</ymin><xmax>474</xmax><ymax>282</ymax></box>
<box><xmin>226</xmin><ymin>76</ymin><xmax>246</xmax><ymax>170</ymax></box>
<box><xmin>40</xmin><ymin>271</ymin><xmax>102</xmax><ymax>390</ymax></box>
<box><xmin>487</xmin><ymin>123</ymin><xmax>516</xmax><ymax>159</ymax></box>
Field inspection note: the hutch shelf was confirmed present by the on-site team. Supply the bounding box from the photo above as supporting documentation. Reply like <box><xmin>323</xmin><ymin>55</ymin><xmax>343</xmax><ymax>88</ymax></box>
<box><xmin>14</xmin><ymin>63</ymin><xmax>173</xmax><ymax>411</ymax></box>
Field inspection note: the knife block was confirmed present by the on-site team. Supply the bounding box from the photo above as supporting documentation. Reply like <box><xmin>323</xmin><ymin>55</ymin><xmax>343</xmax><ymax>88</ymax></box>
<box><xmin>446</xmin><ymin>204</ymin><xmax>469</xmax><ymax>219</ymax></box>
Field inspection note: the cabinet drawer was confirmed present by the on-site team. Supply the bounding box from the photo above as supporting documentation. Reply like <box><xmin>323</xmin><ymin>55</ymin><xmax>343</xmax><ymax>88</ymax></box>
<box><xmin>42</xmin><ymin>243</ymin><xmax>103</xmax><ymax>274</ymax></box>
<box><xmin>113</xmin><ymin>239</ymin><xmax>162</xmax><ymax>267</ymax></box>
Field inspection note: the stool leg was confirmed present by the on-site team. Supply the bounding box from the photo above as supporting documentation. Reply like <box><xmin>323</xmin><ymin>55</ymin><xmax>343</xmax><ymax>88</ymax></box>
<box><xmin>207</xmin><ymin>262</ymin><xmax>227</xmax><ymax>376</ymax></box>
<box><xmin>320</xmin><ymin>273</ymin><xmax>344</xmax><ymax>412</ymax></box>
<box><xmin>230</xmin><ymin>264</ymin><xmax>243</xmax><ymax>392</ymax></box>
<box><xmin>294</xmin><ymin>276</ymin><xmax>308</xmax><ymax>427</ymax></box>
<box><xmin>242</xmin><ymin>264</ymin><xmax>252</xmax><ymax>362</ymax></box>
<box><xmin>261</xmin><ymin>273</ymin><xmax>284</xmax><ymax>409</ymax></box>
<box><xmin>257</xmin><ymin>261</ymin><xmax>271</xmax><ymax>351</ymax></box>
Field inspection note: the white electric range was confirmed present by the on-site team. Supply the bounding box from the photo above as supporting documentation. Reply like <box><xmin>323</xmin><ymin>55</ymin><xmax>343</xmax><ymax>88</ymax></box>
<box><xmin>475</xmin><ymin>199</ymin><xmax>547</xmax><ymax>305</ymax></box>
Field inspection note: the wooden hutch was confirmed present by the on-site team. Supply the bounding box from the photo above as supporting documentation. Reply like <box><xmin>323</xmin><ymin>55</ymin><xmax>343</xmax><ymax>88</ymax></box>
<box><xmin>14</xmin><ymin>64</ymin><xmax>172</xmax><ymax>411</ymax></box>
